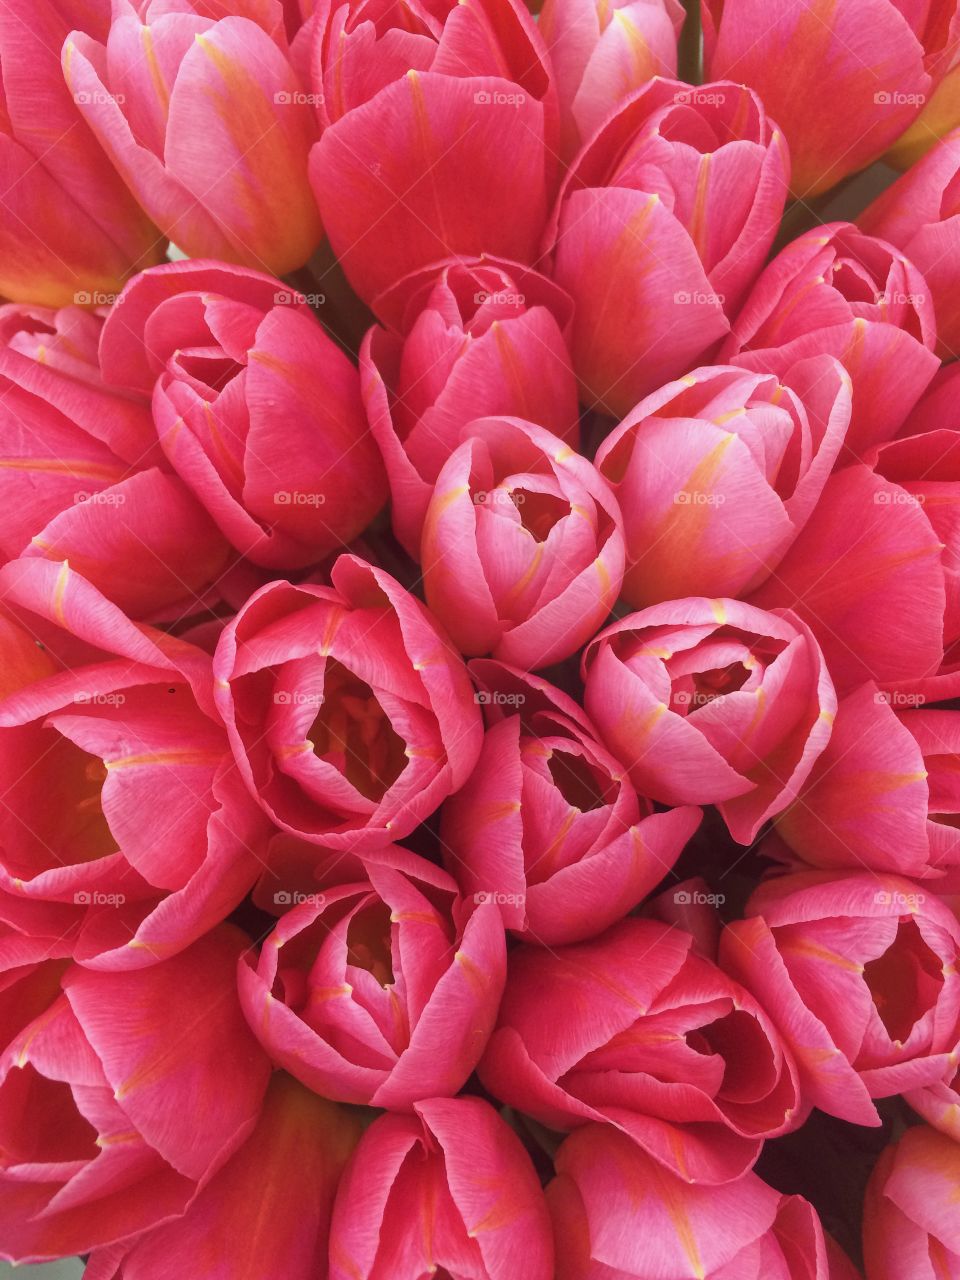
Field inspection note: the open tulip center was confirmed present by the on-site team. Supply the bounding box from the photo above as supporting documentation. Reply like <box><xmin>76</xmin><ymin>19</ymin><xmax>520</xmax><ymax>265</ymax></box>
<box><xmin>0</xmin><ymin>1065</ymin><xmax>99</xmax><ymax>1166</ymax></box>
<box><xmin>862</xmin><ymin>917</ymin><xmax>944</xmax><ymax>1043</ymax></box>
<box><xmin>309</xmin><ymin>661</ymin><xmax>407</xmax><ymax>801</ymax></box>
<box><xmin>175</xmin><ymin>349</ymin><xmax>245</xmax><ymax>393</ymax></box>
<box><xmin>548</xmin><ymin>749</ymin><xmax>612</xmax><ymax>812</ymax></box>
<box><xmin>511</xmin><ymin>489</ymin><xmax>569</xmax><ymax>541</ymax></box>
<box><xmin>346</xmin><ymin>901</ymin><xmax>395</xmax><ymax>987</ymax></box>
<box><xmin>16</xmin><ymin>737</ymin><xmax>119</xmax><ymax>874</ymax></box>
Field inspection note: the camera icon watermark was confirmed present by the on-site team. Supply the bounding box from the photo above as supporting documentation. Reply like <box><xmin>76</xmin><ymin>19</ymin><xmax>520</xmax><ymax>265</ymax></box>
<box><xmin>274</xmin><ymin>490</ymin><xmax>326</xmax><ymax>506</ymax></box>
<box><xmin>673</xmin><ymin>490</ymin><xmax>725</xmax><ymax>506</ymax></box>
<box><xmin>74</xmin><ymin>489</ymin><xmax>126</xmax><ymax>506</ymax></box>
<box><xmin>274</xmin><ymin>90</ymin><xmax>324</xmax><ymax>106</ymax></box>
<box><xmin>674</xmin><ymin>889</ymin><xmax>725</xmax><ymax>906</ymax></box>
<box><xmin>74</xmin><ymin>890</ymin><xmax>126</xmax><ymax>906</ymax></box>
<box><xmin>874</xmin><ymin>690</ymin><xmax>926</xmax><ymax>708</ymax></box>
<box><xmin>874</xmin><ymin>90</ymin><xmax>925</xmax><ymax>106</ymax></box>
<box><xmin>73</xmin><ymin>691</ymin><xmax>126</xmax><ymax>706</ymax></box>
<box><xmin>475</xmin><ymin>690</ymin><xmax>525</xmax><ymax>707</ymax></box>
<box><xmin>274</xmin><ymin>890</ymin><xmax>326</xmax><ymax>907</ymax></box>
<box><xmin>674</xmin><ymin>289</ymin><xmax>725</xmax><ymax>307</ymax></box>
<box><xmin>473</xmin><ymin>89</ymin><xmax>527</xmax><ymax>106</ymax></box>
<box><xmin>474</xmin><ymin>889</ymin><xmax>526</xmax><ymax>907</ymax></box>
<box><xmin>273</xmin><ymin>289</ymin><xmax>325</xmax><ymax>306</ymax></box>
<box><xmin>273</xmin><ymin>690</ymin><xmax>324</xmax><ymax>707</ymax></box>
<box><xmin>74</xmin><ymin>89</ymin><xmax>125</xmax><ymax>106</ymax></box>
<box><xmin>874</xmin><ymin>889</ymin><xmax>925</xmax><ymax>909</ymax></box>
<box><xmin>473</xmin><ymin>289</ymin><xmax>525</xmax><ymax>306</ymax></box>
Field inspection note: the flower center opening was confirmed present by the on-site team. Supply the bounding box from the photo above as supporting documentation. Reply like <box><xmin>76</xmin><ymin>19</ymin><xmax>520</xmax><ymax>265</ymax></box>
<box><xmin>548</xmin><ymin>749</ymin><xmax>612</xmax><ymax>812</ymax></box>
<box><xmin>346</xmin><ymin>901</ymin><xmax>394</xmax><ymax>987</ymax></box>
<box><xmin>511</xmin><ymin>489</ymin><xmax>569</xmax><ymax>542</ymax></box>
<box><xmin>862</xmin><ymin>917</ymin><xmax>944</xmax><ymax>1043</ymax></box>
<box><xmin>309</xmin><ymin>661</ymin><xmax>407</xmax><ymax>802</ymax></box>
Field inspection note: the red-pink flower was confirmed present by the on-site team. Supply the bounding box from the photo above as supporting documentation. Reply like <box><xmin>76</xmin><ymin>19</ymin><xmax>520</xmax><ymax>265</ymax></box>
<box><xmin>0</xmin><ymin>1</ymin><xmax>163</xmax><ymax>307</ymax></box>
<box><xmin>307</xmin><ymin>0</ymin><xmax>558</xmax><ymax>304</ymax></box>
<box><xmin>582</xmin><ymin>598</ymin><xmax>835</xmax><ymax>843</ymax></box>
<box><xmin>212</xmin><ymin>556</ymin><xmax>483</xmax><ymax>849</ymax></box>
<box><xmin>548</xmin><ymin>1125</ymin><xmax>861</xmax><ymax>1279</ymax></box>
<box><xmin>479</xmin><ymin>918</ymin><xmax>802</xmax><ymax>1184</ymax></box>
<box><xmin>0</xmin><ymin>301</ymin><xmax>231</xmax><ymax>620</ymax></box>
<box><xmin>328</xmin><ymin>1097</ymin><xmax>554</xmax><ymax>1280</ymax></box>
<box><xmin>776</xmin><ymin>686</ymin><xmax>960</xmax><ymax>882</ymax></box>
<box><xmin>0</xmin><ymin>927</ymin><xmax>270</xmax><ymax>1262</ymax></box>
<box><xmin>862</xmin><ymin>1126</ymin><xmax>960</xmax><ymax>1280</ymax></box>
<box><xmin>722</xmin><ymin>871</ymin><xmax>960</xmax><ymax>1127</ymax></box>
<box><xmin>720</xmin><ymin>223</ymin><xmax>938</xmax><ymax>456</ymax></box>
<box><xmin>361</xmin><ymin>257</ymin><xmax>579</xmax><ymax>555</ymax></box>
<box><xmin>84</xmin><ymin>1074</ymin><xmax>360</xmax><ymax>1280</ymax></box>
<box><xmin>539</xmin><ymin>0</ymin><xmax>684</xmax><ymax>158</ymax></box>
<box><xmin>703</xmin><ymin>0</ymin><xmax>958</xmax><ymax>197</ymax></box>
<box><xmin>64</xmin><ymin>5</ymin><xmax>322</xmax><ymax>273</ymax></box>
<box><xmin>441</xmin><ymin>660</ymin><xmax>701</xmax><ymax>944</ymax></box>
<box><xmin>99</xmin><ymin>260</ymin><xmax>387</xmax><ymax>569</ymax></box>
<box><xmin>237</xmin><ymin>848</ymin><xmax>506</xmax><ymax>1107</ymax></box>
<box><xmin>421</xmin><ymin>416</ymin><xmax>624</xmax><ymax>668</ymax></box>
<box><xmin>595</xmin><ymin>358</ymin><xmax>852</xmax><ymax>606</ymax></box>
<box><xmin>546</xmin><ymin>77</ymin><xmax>789</xmax><ymax>416</ymax></box>
<box><xmin>0</xmin><ymin>558</ymin><xmax>271</xmax><ymax>967</ymax></box>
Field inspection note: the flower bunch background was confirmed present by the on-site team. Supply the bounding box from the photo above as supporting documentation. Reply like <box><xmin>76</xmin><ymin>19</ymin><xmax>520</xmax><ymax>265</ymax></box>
<box><xmin>3</xmin><ymin>0</ymin><xmax>960</xmax><ymax>1276</ymax></box>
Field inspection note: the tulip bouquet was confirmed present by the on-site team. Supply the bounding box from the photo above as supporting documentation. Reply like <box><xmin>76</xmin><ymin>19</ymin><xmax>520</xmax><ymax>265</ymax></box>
<box><xmin>5</xmin><ymin>0</ymin><xmax>960</xmax><ymax>1277</ymax></box>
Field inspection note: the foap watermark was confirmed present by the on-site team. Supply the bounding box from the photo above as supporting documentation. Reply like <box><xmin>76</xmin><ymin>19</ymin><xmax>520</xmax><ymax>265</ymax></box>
<box><xmin>875</xmin><ymin>290</ymin><xmax>925</xmax><ymax>307</ymax></box>
<box><xmin>474</xmin><ymin>290</ymin><xmax>525</xmax><ymax>306</ymax></box>
<box><xmin>874</xmin><ymin>90</ymin><xmax>926</xmax><ymax>107</ymax></box>
<box><xmin>874</xmin><ymin>690</ymin><xmax>926</xmax><ymax>708</ymax></box>
<box><xmin>673</xmin><ymin>490</ymin><xmax>725</xmax><ymax>506</ymax></box>
<box><xmin>74</xmin><ymin>490</ymin><xmax>126</xmax><ymax>506</ymax></box>
<box><xmin>674</xmin><ymin>289</ymin><xmax>725</xmax><ymax>307</ymax></box>
<box><xmin>673</xmin><ymin>689</ymin><xmax>721</xmax><ymax>709</ymax></box>
<box><xmin>74</xmin><ymin>890</ymin><xmax>126</xmax><ymax>906</ymax></box>
<box><xmin>75</xmin><ymin>289</ymin><xmax>124</xmax><ymax>306</ymax></box>
<box><xmin>274</xmin><ymin>289</ymin><xmax>325</xmax><ymax>306</ymax></box>
<box><xmin>74</xmin><ymin>89</ymin><xmax>125</xmax><ymax>106</ymax></box>
<box><xmin>875</xmin><ymin>889</ymin><xmax>925</xmax><ymax>909</ymax></box>
<box><xmin>474</xmin><ymin>89</ymin><xmax>526</xmax><ymax>106</ymax></box>
<box><xmin>475</xmin><ymin>690</ymin><xmax>526</xmax><ymax>707</ymax></box>
<box><xmin>73</xmin><ymin>691</ymin><xmax>126</xmax><ymax>706</ymax></box>
<box><xmin>673</xmin><ymin>87</ymin><xmax>726</xmax><ymax>107</ymax></box>
<box><xmin>674</xmin><ymin>889</ymin><xmax>725</xmax><ymax>906</ymax></box>
<box><xmin>274</xmin><ymin>90</ymin><xmax>324</xmax><ymax>106</ymax></box>
<box><xmin>474</xmin><ymin>890</ymin><xmax>526</xmax><ymax>907</ymax></box>
<box><xmin>273</xmin><ymin>690</ymin><xmax>323</xmax><ymax>708</ymax></box>
<box><xmin>274</xmin><ymin>490</ymin><xmax>326</xmax><ymax>506</ymax></box>
<box><xmin>274</xmin><ymin>891</ymin><xmax>326</xmax><ymax>907</ymax></box>
<box><xmin>873</xmin><ymin>490</ymin><xmax>925</xmax><ymax>506</ymax></box>
<box><xmin>472</xmin><ymin>489</ymin><xmax>524</xmax><ymax>507</ymax></box>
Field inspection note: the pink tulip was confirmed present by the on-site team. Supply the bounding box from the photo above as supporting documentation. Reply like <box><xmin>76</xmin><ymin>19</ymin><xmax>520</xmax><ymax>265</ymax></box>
<box><xmin>749</xmin><ymin>462</ymin><xmax>949</xmax><ymax>695</ymax></box>
<box><xmin>361</xmin><ymin>257</ymin><xmax>579</xmax><ymax>554</ymax></box>
<box><xmin>549</xmin><ymin>1125</ymin><xmax>861</xmax><ymax>1279</ymax></box>
<box><xmin>0</xmin><ymin>1</ymin><xmax>163</xmax><ymax>307</ymax></box>
<box><xmin>64</xmin><ymin>5</ymin><xmax>322</xmax><ymax>273</ymax></box>
<box><xmin>328</xmin><ymin>1097</ymin><xmax>554</xmax><ymax>1280</ymax></box>
<box><xmin>99</xmin><ymin>260</ymin><xmax>387</xmax><ymax>569</ymax></box>
<box><xmin>581</xmin><ymin>598</ymin><xmax>835</xmax><ymax>844</ymax></box>
<box><xmin>0</xmin><ymin>927</ymin><xmax>270</xmax><ymax>1262</ymax></box>
<box><xmin>0</xmin><ymin>302</ymin><xmax>234</xmax><ymax>619</ymax></box>
<box><xmin>479</xmin><ymin>918</ymin><xmax>802</xmax><ymax>1184</ymax></box>
<box><xmin>238</xmin><ymin>847</ymin><xmax>506</xmax><ymax>1107</ymax></box>
<box><xmin>0</xmin><ymin>558</ymin><xmax>272</xmax><ymax>968</ymax></box>
<box><xmin>776</xmin><ymin>686</ymin><xmax>960</xmax><ymax>881</ymax></box>
<box><xmin>595</xmin><ymin>357</ymin><xmax>852</xmax><ymax>606</ymax></box>
<box><xmin>213</xmin><ymin>555</ymin><xmax>483</xmax><ymax>849</ymax></box>
<box><xmin>84</xmin><ymin>1074</ymin><xmax>360</xmax><ymax>1280</ymax></box>
<box><xmin>860</xmin><ymin>127</ymin><xmax>960</xmax><ymax>358</ymax></box>
<box><xmin>862</xmin><ymin>1126</ymin><xmax>960</xmax><ymax>1280</ymax></box>
<box><xmin>703</xmin><ymin>0</ymin><xmax>959</xmax><ymax>197</ymax></box>
<box><xmin>720</xmin><ymin>223</ymin><xmax>938</xmax><ymax>456</ymax></box>
<box><xmin>546</xmin><ymin>77</ymin><xmax>789</xmax><ymax>417</ymax></box>
<box><xmin>539</xmin><ymin>0</ymin><xmax>684</xmax><ymax>158</ymax></box>
<box><xmin>722</xmin><ymin>870</ymin><xmax>960</xmax><ymax>1127</ymax></box>
<box><xmin>421</xmin><ymin>416</ymin><xmax>624</xmax><ymax>668</ymax></box>
<box><xmin>307</xmin><ymin>0</ymin><xmax>558</xmax><ymax>304</ymax></box>
<box><xmin>441</xmin><ymin>660</ymin><xmax>701</xmax><ymax>944</ymax></box>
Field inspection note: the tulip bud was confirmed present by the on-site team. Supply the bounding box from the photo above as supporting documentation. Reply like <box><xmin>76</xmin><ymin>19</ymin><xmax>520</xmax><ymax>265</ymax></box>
<box><xmin>862</xmin><ymin>1126</ymin><xmax>960</xmax><ymax>1280</ymax></box>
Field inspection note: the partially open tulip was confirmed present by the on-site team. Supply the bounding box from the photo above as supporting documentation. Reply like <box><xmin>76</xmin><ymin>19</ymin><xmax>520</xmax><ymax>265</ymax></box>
<box><xmin>722</xmin><ymin>871</ymin><xmax>960</xmax><ymax>1127</ymax></box>
<box><xmin>328</xmin><ymin>1097</ymin><xmax>554</xmax><ymax>1280</ymax></box>
<box><xmin>238</xmin><ymin>848</ymin><xmax>506</xmax><ymax>1107</ymax></box>
<box><xmin>546</xmin><ymin>77</ymin><xmax>789</xmax><ymax>416</ymax></box>
<box><xmin>64</xmin><ymin>5</ymin><xmax>322</xmax><ymax>273</ymax></box>
<box><xmin>549</xmin><ymin>1125</ymin><xmax>861</xmax><ymax>1279</ymax></box>
<box><xmin>361</xmin><ymin>257</ymin><xmax>579</xmax><ymax>554</ymax></box>
<box><xmin>720</xmin><ymin>223</ymin><xmax>939</xmax><ymax>456</ymax></box>
<box><xmin>703</xmin><ymin>0</ymin><xmax>959</xmax><ymax>197</ymax></box>
<box><xmin>308</xmin><ymin>0</ymin><xmax>558</xmax><ymax>304</ymax></box>
<box><xmin>0</xmin><ymin>559</ymin><xmax>271</xmax><ymax>968</ymax></box>
<box><xmin>539</xmin><ymin>0</ymin><xmax>684</xmax><ymax>158</ymax></box>
<box><xmin>85</xmin><ymin>1074</ymin><xmax>361</xmax><ymax>1280</ymax></box>
<box><xmin>441</xmin><ymin>660</ymin><xmax>700</xmax><ymax>944</ymax></box>
<box><xmin>862</xmin><ymin>1126</ymin><xmax>960</xmax><ymax>1280</ymax></box>
<box><xmin>582</xmin><ymin>598</ymin><xmax>835</xmax><ymax>844</ymax></box>
<box><xmin>0</xmin><ymin>1</ymin><xmax>163</xmax><ymax>307</ymax></box>
<box><xmin>213</xmin><ymin>556</ymin><xmax>483</xmax><ymax>849</ymax></box>
<box><xmin>860</xmin><ymin>128</ymin><xmax>960</xmax><ymax>358</ymax></box>
<box><xmin>479</xmin><ymin>918</ymin><xmax>802</xmax><ymax>1184</ymax></box>
<box><xmin>776</xmin><ymin>686</ymin><xmax>960</xmax><ymax>882</ymax></box>
<box><xmin>99</xmin><ymin>260</ymin><xmax>387</xmax><ymax>569</ymax></box>
<box><xmin>750</xmin><ymin>463</ymin><xmax>950</xmax><ymax>694</ymax></box>
<box><xmin>0</xmin><ymin>927</ymin><xmax>270</xmax><ymax>1262</ymax></box>
<box><xmin>422</xmin><ymin>416</ymin><xmax>624</xmax><ymax>669</ymax></box>
<box><xmin>595</xmin><ymin>357</ymin><xmax>852</xmax><ymax>606</ymax></box>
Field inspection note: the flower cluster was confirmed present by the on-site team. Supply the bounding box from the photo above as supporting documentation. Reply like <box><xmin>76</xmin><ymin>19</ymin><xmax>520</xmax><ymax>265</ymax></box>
<box><xmin>3</xmin><ymin>0</ymin><xmax>960</xmax><ymax>1277</ymax></box>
